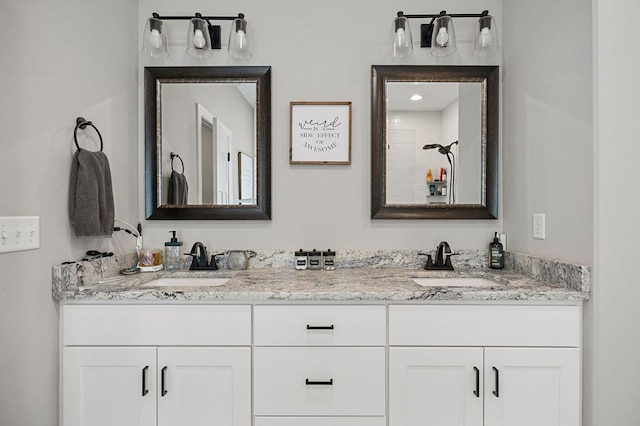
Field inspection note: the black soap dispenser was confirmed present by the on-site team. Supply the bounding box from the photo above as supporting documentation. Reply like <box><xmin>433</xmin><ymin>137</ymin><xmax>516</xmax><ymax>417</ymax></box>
<box><xmin>489</xmin><ymin>232</ymin><xmax>504</xmax><ymax>269</ymax></box>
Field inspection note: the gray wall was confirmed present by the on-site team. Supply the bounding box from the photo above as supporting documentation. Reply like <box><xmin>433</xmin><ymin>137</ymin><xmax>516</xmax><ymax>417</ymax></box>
<box><xmin>502</xmin><ymin>0</ymin><xmax>593</xmax><ymax>265</ymax></box>
<box><xmin>0</xmin><ymin>1</ymin><xmax>138</xmax><ymax>424</ymax></box>
<box><xmin>138</xmin><ymin>0</ymin><xmax>503</xmax><ymax>252</ymax></box>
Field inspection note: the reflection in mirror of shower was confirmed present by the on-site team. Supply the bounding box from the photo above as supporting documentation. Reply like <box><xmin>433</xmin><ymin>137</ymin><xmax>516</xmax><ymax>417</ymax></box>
<box><xmin>387</xmin><ymin>128</ymin><xmax>454</xmax><ymax>205</ymax></box>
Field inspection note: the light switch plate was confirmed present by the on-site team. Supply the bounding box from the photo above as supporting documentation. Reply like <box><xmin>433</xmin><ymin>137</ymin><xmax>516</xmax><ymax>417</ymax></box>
<box><xmin>533</xmin><ymin>214</ymin><xmax>545</xmax><ymax>240</ymax></box>
<box><xmin>0</xmin><ymin>216</ymin><xmax>40</xmax><ymax>253</ymax></box>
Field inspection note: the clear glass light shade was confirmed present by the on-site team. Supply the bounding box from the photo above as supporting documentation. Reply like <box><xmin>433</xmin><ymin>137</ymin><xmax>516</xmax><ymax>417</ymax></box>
<box><xmin>187</xmin><ymin>17</ymin><xmax>212</xmax><ymax>59</ymax></box>
<box><xmin>142</xmin><ymin>17</ymin><xmax>169</xmax><ymax>58</ymax></box>
<box><xmin>431</xmin><ymin>15</ymin><xmax>456</xmax><ymax>57</ymax></box>
<box><xmin>228</xmin><ymin>17</ymin><xmax>252</xmax><ymax>59</ymax></box>
<box><xmin>472</xmin><ymin>15</ymin><xmax>499</xmax><ymax>56</ymax></box>
<box><xmin>390</xmin><ymin>15</ymin><xmax>413</xmax><ymax>58</ymax></box>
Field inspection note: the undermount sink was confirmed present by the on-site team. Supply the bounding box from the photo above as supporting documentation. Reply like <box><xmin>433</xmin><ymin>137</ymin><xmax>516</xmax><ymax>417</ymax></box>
<box><xmin>140</xmin><ymin>277</ymin><xmax>230</xmax><ymax>287</ymax></box>
<box><xmin>412</xmin><ymin>277</ymin><xmax>499</xmax><ymax>288</ymax></box>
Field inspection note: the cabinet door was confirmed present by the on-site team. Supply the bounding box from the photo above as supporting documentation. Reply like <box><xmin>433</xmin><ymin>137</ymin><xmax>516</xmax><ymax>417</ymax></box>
<box><xmin>389</xmin><ymin>347</ymin><xmax>484</xmax><ymax>426</ymax></box>
<box><xmin>157</xmin><ymin>347</ymin><xmax>251</xmax><ymax>426</ymax></box>
<box><xmin>62</xmin><ymin>347</ymin><xmax>156</xmax><ymax>426</ymax></box>
<box><xmin>484</xmin><ymin>348</ymin><xmax>580</xmax><ymax>426</ymax></box>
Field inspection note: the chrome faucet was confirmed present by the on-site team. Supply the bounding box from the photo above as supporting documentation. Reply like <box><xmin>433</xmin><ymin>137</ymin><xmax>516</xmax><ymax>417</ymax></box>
<box><xmin>187</xmin><ymin>242</ymin><xmax>219</xmax><ymax>270</ymax></box>
<box><xmin>424</xmin><ymin>241</ymin><xmax>456</xmax><ymax>270</ymax></box>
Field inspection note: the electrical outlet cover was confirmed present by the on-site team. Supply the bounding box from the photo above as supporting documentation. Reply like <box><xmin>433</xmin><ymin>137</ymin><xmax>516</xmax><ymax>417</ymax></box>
<box><xmin>533</xmin><ymin>214</ymin><xmax>545</xmax><ymax>240</ymax></box>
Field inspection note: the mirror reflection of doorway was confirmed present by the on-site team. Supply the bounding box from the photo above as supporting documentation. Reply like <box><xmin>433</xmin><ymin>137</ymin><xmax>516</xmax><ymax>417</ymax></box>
<box><xmin>196</xmin><ymin>103</ymin><xmax>233</xmax><ymax>205</ymax></box>
<box><xmin>200</xmin><ymin>119</ymin><xmax>214</xmax><ymax>204</ymax></box>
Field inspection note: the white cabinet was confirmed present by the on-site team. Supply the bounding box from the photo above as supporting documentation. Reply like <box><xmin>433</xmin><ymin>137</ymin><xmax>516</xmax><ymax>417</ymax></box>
<box><xmin>483</xmin><ymin>347</ymin><xmax>580</xmax><ymax>426</ymax></box>
<box><xmin>253</xmin><ymin>305</ymin><xmax>387</xmax><ymax>424</ymax></box>
<box><xmin>389</xmin><ymin>347</ymin><xmax>484</xmax><ymax>426</ymax></box>
<box><xmin>157</xmin><ymin>347</ymin><xmax>250</xmax><ymax>426</ymax></box>
<box><xmin>389</xmin><ymin>347</ymin><xmax>580</xmax><ymax>426</ymax></box>
<box><xmin>61</xmin><ymin>302</ymin><xmax>581</xmax><ymax>426</ymax></box>
<box><xmin>63</xmin><ymin>347</ymin><xmax>156</xmax><ymax>426</ymax></box>
<box><xmin>61</xmin><ymin>305</ymin><xmax>251</xmax><ymax>426</ymax></box>
<box><xmin>388</xmin><ymin>305</ymin><xmax>581</xmax><ymax>426</ymax></box>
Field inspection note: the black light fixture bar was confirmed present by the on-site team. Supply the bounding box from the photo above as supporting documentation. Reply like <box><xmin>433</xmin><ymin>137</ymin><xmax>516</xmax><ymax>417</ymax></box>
<box><xmin>151</xmin><ymin>12</ymin><xmax>242</xmax><ymax>21</ymax></box>
<box><xmin>397</xmin><ymin>10</ymin><xmax>490</xmax><ymax>48</ymax></box>
<box><xmin>150</xmin><ymin>12</ymin><xmax>245</xmax><ymax>50</ymax></box>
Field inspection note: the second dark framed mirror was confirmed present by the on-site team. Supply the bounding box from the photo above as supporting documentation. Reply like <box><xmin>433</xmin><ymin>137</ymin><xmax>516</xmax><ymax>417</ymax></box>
<box><xmin>371</xmin><ymin>65</ymin><xmax>499</xmax><ymax>219</ymax></box>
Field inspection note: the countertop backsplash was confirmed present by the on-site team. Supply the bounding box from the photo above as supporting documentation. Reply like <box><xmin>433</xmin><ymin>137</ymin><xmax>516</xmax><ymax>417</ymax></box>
<box><xmin>52</xmin><ymin>249</ymin><xmax>591</xmax><ymax>299</ymax></box>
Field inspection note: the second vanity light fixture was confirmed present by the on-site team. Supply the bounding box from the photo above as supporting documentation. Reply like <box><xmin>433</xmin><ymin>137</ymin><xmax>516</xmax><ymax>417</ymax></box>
<box><xmin>391</xmin><ymin>10</ymin><xmax>499</xmax><ymax>58</ymax></box>
<box><xmin>142</xmin><ymin>12</ymin><xmax>252</xmax><ymax>59</ymax></box>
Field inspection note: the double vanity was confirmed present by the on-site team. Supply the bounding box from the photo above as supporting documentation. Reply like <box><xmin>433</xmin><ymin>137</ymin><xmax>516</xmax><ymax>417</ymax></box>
<box><xmin>53</xmin><ymin>251</ymin><xmax>589</xmax><ymax>426</ymax></box>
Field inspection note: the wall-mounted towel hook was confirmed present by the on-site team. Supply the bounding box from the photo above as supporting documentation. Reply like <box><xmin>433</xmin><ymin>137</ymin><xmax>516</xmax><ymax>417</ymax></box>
<box><xmin>170</xmin><ymin>152</ymin><xmax>185</xmax><ymax>174</ymax></box>
<box><xmin>74</xmin><ymin>117</ymin><xmax>103</xmax><ymax>151</ymax></box>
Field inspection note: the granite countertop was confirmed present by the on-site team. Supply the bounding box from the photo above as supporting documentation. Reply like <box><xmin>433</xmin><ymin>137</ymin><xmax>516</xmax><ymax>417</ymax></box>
<box><xmin>53</xmin><ymin>266</ymin><xmax>590</xmax><ymax>303</ymax></box>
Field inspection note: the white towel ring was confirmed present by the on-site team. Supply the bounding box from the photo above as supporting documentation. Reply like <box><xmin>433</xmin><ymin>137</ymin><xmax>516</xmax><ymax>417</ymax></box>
<box><xmin>74</xmin><ymin>117</ymin><xmax>103</xmax><ymax>151</ymax></box>
<box><xmin>170</xmin><ymin>152</ymin><xmax>185</xmax><ymax>174</ymax></box>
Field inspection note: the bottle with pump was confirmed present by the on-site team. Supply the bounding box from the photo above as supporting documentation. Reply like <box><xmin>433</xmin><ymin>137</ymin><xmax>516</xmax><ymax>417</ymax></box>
<box><xmin>489</xmin><ymin>232</ymin><xmax>504</xmax><ymax>269</ymax></box>
<box><xmin>164</xmin><ymin>231</ymin><xmax>183</xmax><ymax>271</ymax></box>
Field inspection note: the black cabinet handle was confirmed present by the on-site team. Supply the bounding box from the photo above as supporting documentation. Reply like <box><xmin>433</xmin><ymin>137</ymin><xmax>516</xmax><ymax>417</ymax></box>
<box><xmin>473</xmin><ymin>366</ymin><xmax>480</xmax><ymax>397</ymax></box>
<box><xmin>142</xmin><ymin>366</ymin><xmax>149</xmax><ymax>396</ymax></box>
<box><xmin>492</xmin><ymin>367</ymin><xmax>499</xmax><ymax>397</ymax></box>
<box><xmin>161</xmin><ymin>366</ymin><xmax>168</xmax><ymax>396</ymax></box>
<box><xmin>306</xmin><ymin>324</ymin><xmax>334</xmax><ymax>330</ymax></box>
<box><xmin>305</xmin><ymin>378</ymin><xmax>334</xmax><ymax>386</ymax></box>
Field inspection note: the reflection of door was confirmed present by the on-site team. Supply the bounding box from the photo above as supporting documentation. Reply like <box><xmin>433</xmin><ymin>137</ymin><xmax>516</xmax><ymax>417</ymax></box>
<box><xmin>215</xmin><ymin>121</ymin><xmax>232</xmax><ymax>204</ymax></box>
<box><xmin>201</xmin><ymin>121</ymin><xmax>214</xmax><ymax>204</ymax></box>
<box><xmin>196</xmin><ymin>104</ymin><xmax>233</xmax><ymax>204</ymax></box>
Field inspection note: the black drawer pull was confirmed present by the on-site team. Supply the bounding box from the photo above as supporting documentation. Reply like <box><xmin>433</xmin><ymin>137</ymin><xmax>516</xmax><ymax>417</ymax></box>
<box><xmin>306</xmin><ymin>324</ymin><xmax>334</xmax><ymax>330</ymax></box>
<box><xmin>161</xmin><ymin>366</ymin><xmax>168</xmax><ymax>396</ymax></box>
<box><xmin>473</xmin><ymin>366</ymin><xmax>480</xmax><ymax>397</ymax></box>
<box><xmin>142</xmin><ymin>366</ymin><xmax>149</xmax><ymax>396</ymax></box>
<box><xmin>492</xmin><ymin>367</ymin><xmax>499</xmax><ymax>397</ymax></box>
<box><xmin>305</xmin><ymin>378</ymin><xmax>334</xmax><ymax>386</ymax></box>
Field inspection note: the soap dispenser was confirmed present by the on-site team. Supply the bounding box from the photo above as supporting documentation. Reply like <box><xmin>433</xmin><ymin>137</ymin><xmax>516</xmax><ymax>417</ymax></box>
<box><xmin>488</xmin><ymin>232</ymin><xmax>504</xmax><ymax>269</ymax></box>
<box><xmin>164</xmin><ymin>231</ymin><xmax>183</xmax><ymax>271</ymax></box>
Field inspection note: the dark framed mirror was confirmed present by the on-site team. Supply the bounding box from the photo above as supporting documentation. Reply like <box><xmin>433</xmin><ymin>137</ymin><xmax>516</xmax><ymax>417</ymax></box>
<box><xmin>371</xmin><ymin>65</ymin><xmax>498</xmax><ymax>219</ymax></box>
<box><xmin>145</xmin><ymin>66</ymin><xmax>271</xmax><ymax>220</ymax></box>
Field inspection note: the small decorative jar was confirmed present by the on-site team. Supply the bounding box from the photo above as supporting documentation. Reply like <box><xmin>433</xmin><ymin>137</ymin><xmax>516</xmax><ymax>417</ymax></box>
<box><xmin>294</xmin><ymin>249</ymin><xmax>308</xmax><ymax>270</ymax></box>
<box><xmin>308</xmin><ymin>249</ymin><xmax>322</xmax><ymax>270</ymax></box>
<box><xmin>322</xmin><ymin>249</ymin><xmax>336</xmax><ymax>270</ymax></box>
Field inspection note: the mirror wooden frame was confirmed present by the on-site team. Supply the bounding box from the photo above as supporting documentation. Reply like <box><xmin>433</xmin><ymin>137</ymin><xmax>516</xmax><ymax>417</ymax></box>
<box><xmin>144</xmin><ymin>66</ymin><xmax>272</xmax><ymax>220</ymax></box>
<box><xmin>371</xmin><ymin>65</ymin><xmax>499</xmax><ymax>219</ymax></box>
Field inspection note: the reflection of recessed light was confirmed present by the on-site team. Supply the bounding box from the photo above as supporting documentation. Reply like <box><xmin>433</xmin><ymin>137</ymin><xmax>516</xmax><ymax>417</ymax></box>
<box><xmin>410</xmin><ymin>94</ymin><xmax>423</xmax><ymax>101</ymax></box>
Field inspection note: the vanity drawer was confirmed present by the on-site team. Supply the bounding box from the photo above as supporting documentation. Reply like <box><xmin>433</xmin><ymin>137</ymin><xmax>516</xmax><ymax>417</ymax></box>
<box><xmin>389</xmin><ymin>304</ymin><xmax>581</xmax><ymax>347</ymax></box>
<box><xmin>253</xmin><ymin>305</ymin><xmax>386</xmax><ymax>346</ymax></box>
<box><xmin>253</xmin><ymin>347</ymin><xmax>386</xmax><ymax>416</ymax></box>
<box><xmin>62</xmin><ymin>304</ymin><xmax>251</xmax><ymax>346</ymax></box>
<box><xmin>255</xmin><ymin>417</ymin><xmax>386</xmax><ymax>426</ymax></box>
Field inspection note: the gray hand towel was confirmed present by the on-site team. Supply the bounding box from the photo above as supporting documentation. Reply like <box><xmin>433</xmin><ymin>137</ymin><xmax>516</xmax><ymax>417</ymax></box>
<box><xmin>68</xmin><ymin>149</ymin><xmax>115</xmax><ymax>236</ymax></box>
<box><xmin>167</xmin><ymin>170</ymin><xmax>188</xmax><ymax>205</ymax></box>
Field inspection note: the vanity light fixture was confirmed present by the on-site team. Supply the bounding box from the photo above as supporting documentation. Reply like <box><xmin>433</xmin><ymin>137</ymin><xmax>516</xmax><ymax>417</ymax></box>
<box><xmin>142</xmin><ymin>12</ymin><xmax>252</xmax><ymax>59</ymax></box>
<box><xmin>390</xmin><ymin>10</ymin><xmax>499</xmax><ymax>58</ymax></box>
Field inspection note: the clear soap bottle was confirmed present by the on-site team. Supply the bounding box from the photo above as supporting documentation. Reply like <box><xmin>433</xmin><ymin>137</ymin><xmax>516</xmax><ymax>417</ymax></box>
<box><xmin>164</xmin><ymin>231</ymin><xmax>183</xmax><ymax>271</ymax></box>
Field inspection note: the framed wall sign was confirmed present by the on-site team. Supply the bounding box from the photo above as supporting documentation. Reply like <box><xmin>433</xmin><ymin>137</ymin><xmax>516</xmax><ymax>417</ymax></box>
<box><xmin>290</xmin><ymin>101</ymin><xmax>352</xmax><ymax>164</ymax></box>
